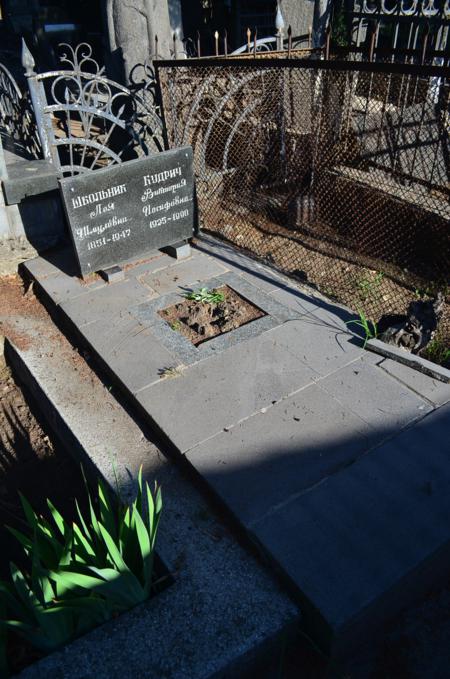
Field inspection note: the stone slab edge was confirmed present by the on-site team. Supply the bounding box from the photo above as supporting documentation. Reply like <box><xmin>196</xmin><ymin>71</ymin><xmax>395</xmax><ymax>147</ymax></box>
<box><xmin>367</xmin><ymin>338</ymin><xmax>450</xmax><ymax>384</ymax></box>
<box><xmin>5</xmin><ymin>331</ymin><xmax>299</xmax><ymax>679</ymax></box>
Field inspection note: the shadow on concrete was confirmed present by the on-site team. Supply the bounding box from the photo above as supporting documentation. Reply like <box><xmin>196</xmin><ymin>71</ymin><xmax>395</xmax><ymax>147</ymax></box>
<box><xmin>140</xmin><ymin>403</ymin><xmax>450</xmax><ymax>662</ymax></box>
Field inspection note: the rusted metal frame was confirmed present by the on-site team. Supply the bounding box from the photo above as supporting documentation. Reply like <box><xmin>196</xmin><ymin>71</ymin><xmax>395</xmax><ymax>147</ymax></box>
<box><xmin>152</xmin><ymin>68</ymin><xmax>170</xmax><ymax>152</ymax></box>
<box><xmin>223</xmin><ymin>100</ymin><xmax>260</xmax><ymax>171</ymax></box>
<box><xmin>52</xmin><ymin>137</ymin><xmax>123</xmax><ymax>163</ymax></box>
<box><xmin>373</xmin><ymin>72</ymin><xmax>395</xmax><ymax>167</ymax></box>
<box><xmin>360</xmin><ymin>23</ymin><xmax>380</xmax><ymax>145</ymax></box>
<box><xmin>196</xmin><ymin>70</ymin><xmax>268</xmax><ymax>176</ymax></box>
<box><xmin>363</xmin><ymin>155</ymin><xmax>449</xmax><ymax>195</ymax></box>
<box><xmin>407</xmin><ymin>85</ymin><xmax>434</xmax><ymax>187</ymax></box>
<box><xmin>428</xmin><ymin>85</ymin><xmax>449</xmax><ymax>189</ymax></box>
<box><xmin>390</xmin><ymin>64</ymin><xmax>416</xmax><ymax>180</ymax></box>
<box><xmin>339</xmin><ymin>44</ymin><xmax>449</xmax><ymax>60</ymax></box>
<box><xmin>156</xmin><ymin>57</ymin><xmax>447</xmax><ymax>78</ymax></box>
<box><xmin>342</xmin><ymin>69</ymin><xmax>359</xmax><ymax>153</ymax></box>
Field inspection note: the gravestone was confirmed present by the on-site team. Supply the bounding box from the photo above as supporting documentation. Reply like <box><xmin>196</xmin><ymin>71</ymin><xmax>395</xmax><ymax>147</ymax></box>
<box><xmin>60</xmin><ymin>147</ymin><xmax>195</xmax><ymax>277</ymax></box>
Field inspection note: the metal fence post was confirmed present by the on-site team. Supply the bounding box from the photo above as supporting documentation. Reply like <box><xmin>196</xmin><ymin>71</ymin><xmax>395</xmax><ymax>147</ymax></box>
<box><xmin>21</xmin><ymin>39</ymin><xmax>58</xmax><ymax>167</ymax></box>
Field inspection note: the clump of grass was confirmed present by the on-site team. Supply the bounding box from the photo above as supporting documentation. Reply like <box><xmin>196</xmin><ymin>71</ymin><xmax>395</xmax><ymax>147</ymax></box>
<box><xmin>170</xmin><ymin>321</ymin><xmax>182</xmax><ymax>332</ymax></box>
<box><xmin>158</xmin><ymin>366</ymin><xmax>184</xmax><ymax>379</ymax></box>
<box><xmin>422</xmin><ymin>338</ymin><xmax>450</xmax><ymax>367</ymax></box>
<box><xmin>183</xmin><ymin>287</ymin><xmax>225</xmax><ymax>304</ymax></box>
<box><xmin>346</xmin><ymin>310</ymin><xmax>378</xmax><ymax>348</ymax></box>
<box><xmin>353</xmin><ymin>271</ymin><xmax>384</xmax><ymax>303</ymax></box>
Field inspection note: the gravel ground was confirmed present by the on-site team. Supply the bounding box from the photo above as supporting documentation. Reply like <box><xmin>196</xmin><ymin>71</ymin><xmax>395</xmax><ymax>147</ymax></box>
<box><xmin>0</xmin><ymin>238</ymin><xmax>38</xmax><ymax>276</ymax></box>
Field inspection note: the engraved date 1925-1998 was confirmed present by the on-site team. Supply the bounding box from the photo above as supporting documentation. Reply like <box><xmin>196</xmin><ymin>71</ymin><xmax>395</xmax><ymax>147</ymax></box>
<box><xmin>87</xmin><ymin>229</ymin><xmax>131</xmax><ymax>251</ymax></box>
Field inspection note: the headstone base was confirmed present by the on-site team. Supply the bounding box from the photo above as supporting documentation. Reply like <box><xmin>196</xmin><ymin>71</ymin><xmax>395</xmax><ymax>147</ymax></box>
<box><xmin>99</xmin><ymin>265</ymin><xmax>125</xmax><ymax>283</ymax></box>
<box><xmin>161</xmin><ymin>241</ymin><xmax>191</xmax><ymax>260</ymax></box>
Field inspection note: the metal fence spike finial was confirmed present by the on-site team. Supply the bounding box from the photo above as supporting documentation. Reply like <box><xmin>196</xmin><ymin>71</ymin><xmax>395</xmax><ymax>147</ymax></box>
<box><xmin>275</xmin><ymin>2</ymin><xmax>285</xmax><ymax>31</ymax></box>
<box><xmin>253</xmin><ymin>28</ymin><xmax>258</xmax><ymax>57</ymax></box>
<box><xmin>276</xmin><ymin>3</ymin><xmax>285</xmax><ymax>50</ymax></box>
<box><xmin>247</xmin><ymin>27</ymin><xmax>251</xmax><ymax>53</ymax></box>
<box><xmin>214</xmin><ymin>31</ymin><xmax>219</xmax><ymax>56</ymax></box>
<box><xmin>197</xmin><ymin>30</ymin><xmax>201</xmax><ymax>57</ymax></box>
<box><xmin>21</xmin><ymin>39</ymin><xmax>35</xmax><ymax>76</ymax></box>
<box><xmin>155</xmin><ymin>34</ymin><xmax>159</xmax><ymax>59</ymax></box>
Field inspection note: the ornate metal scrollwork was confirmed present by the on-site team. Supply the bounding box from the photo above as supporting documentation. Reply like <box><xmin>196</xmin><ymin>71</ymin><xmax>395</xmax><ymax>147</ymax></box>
<box><xmin>25</xmin><ymin>42</ymin><xmax>165</xmax><ymax>176</ymax></box>
<box><xmin>0</xmin><ymin>62</ymin><xmax>41</xmax><ymax>159</ymax></box>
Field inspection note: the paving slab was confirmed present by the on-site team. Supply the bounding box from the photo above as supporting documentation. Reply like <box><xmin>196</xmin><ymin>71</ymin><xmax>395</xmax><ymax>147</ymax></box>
<box><xmin>138</xmin><ymin>254</ymin><xmax>229</xmax><ymax>295</ymax></box>
<box><xmin>319</xmin><ymin>358</ymin><xmax>432</xmax><ymax>430</ymax></box>
<box><xmin>136</xmin><ymin>325</ymin><xmax>321</xmax><ymax>452</ymax></box>
<box><xmin>249</xmin><ymin>404</ymin><xmax>450</xmax><ymax>653</ymax></box>
<box><xmin>268</xmin><ymin>286</ymin><xmax>322</xmax><ymax>317</ymax></box>
<box><xmin>185</xmin><ymin>384</ymin><xmax>378</xmax><ymax>526</ymax></box>
<box><xmin>22</xmin><ymin>246</ymin><xmax>79</xmax><ymax>279</ymax></box>
<box><xmin>81</xmin><ymin>311</ymin><xmax>182</xmax><ymax>393</ymax></box>
<box><xmin>264</xmin><ymin>318</ymin><xmax>364</xmax><ymax>377</ymax></box>
<box><xmin>378</xmin><ymin>358</ymin><xmax>450</xmax><ymax>407</ymax></box>
<box><xmin>60</xmin><ymin>277</ymin><xmax>157</xmax><ymax>327</ymax></box>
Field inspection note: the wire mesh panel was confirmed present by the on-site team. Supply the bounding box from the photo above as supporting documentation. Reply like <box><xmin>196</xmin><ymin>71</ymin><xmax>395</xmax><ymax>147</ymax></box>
<box><xmin>157</xmin><ymin>58</ymin><xmax>449</xmax><ymax>356</ymax></box>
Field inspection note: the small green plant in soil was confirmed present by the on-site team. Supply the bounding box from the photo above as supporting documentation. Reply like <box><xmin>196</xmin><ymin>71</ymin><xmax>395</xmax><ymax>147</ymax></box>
<box><xmin>353</xmin><ymin>271</ymin><xmax>384</xmax><ymax>303</ymax></box>
<box><xmin>170</xmin><ymin>320</ymin><xmax>182</xmax><ymax>331</ymax></box>
<box><xmin>421</xmin><ymin>338</ymin><xmax>450</xmax><ymax>368</ymax></box>
<box><xmin>346</xmin><ymin>311</ymin><xmax>378</xmax><ymax>348</ymax></box>
<box><xmin>0</xmin><ymin>468</ymin><xmax>162</xmax><ymax>675</ymax></box>
<box><xmin>183</xmin><ymin>287</ymin><xmax>225</xmax><ymax>304</ymax></box>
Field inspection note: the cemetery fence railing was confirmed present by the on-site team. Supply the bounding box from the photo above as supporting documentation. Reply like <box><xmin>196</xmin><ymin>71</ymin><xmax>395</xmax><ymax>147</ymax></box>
<box><xmin>156</xmin><ymin>56</ymin><xmax>450</xmax><ymax>349</ymax></box>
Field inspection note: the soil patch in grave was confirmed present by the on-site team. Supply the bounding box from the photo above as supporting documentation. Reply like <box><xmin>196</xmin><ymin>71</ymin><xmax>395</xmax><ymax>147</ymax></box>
<box><xmin>158</xmin><ymin>285</ymin><xmax>266</xmax><ymax>346</ymax></box>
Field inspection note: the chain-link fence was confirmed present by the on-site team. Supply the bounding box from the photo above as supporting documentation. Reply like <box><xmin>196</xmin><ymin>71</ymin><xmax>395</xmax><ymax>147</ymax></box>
<box><xmin>157</xmin><ymin>58</ymin><xmax>449</xmax><ymax>357</ymax></box>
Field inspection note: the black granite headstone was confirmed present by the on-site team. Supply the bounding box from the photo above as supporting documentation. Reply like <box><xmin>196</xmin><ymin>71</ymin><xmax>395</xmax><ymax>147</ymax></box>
<box><xmin>59</xmin><ymin>146</ymin><xmax>195</xmax><ymax>276</ymax></box>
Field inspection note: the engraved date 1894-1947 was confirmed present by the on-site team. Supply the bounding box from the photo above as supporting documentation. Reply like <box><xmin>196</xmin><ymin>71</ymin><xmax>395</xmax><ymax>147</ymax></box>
<box><xmin>87</xmin><ymin>229</ymin><xmax>131</xmax><ymax>251</ymax></box>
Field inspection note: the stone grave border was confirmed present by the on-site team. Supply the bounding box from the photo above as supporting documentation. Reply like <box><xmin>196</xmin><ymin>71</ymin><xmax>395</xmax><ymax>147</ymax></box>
<box><xmin>134</xmin><ymin>271</ymin><xmax>302</xmax><ymax>365</ymax></box>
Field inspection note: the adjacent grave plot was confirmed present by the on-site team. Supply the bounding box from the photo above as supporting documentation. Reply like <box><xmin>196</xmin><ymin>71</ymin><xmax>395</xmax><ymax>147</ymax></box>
<box><xmin>59</xmin><ymin>147</ymin><xmax>195</xmax><ymax>276</ymax></box>
<box><xmin>158</xmin><ymin>285</ymin><xmax>266</xmax><ymax>346</ymax></box>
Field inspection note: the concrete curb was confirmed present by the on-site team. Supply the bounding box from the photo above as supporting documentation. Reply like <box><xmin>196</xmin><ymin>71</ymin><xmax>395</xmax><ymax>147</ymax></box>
<box><xmin>367</xmin><ymin>338</ymin><xmax>450</xmax><ymax>384</ymax></box>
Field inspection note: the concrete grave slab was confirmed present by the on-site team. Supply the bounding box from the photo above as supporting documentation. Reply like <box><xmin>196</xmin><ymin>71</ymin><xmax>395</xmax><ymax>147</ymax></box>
<box><xmin>185</xmin><ymin>384</ymin><xmax>377</xmax><ymax>527</ymax></box>
<box><xmin>60</xmin><ymin>276</ymin><xmax>157</xmax><ymax>327</ymax></box>
<box><xmin>138</xmin><ymin>254</ymin><xmax>228</xmax><ymax>295</ymax></box>
<box><xmin>19</xmin><ymin>236</ymin><xmax>450</xmax><ymax>659</ymax></box>
<box><xmin>249</xmin><ymin>404</ymin><xmax>450</xmax><ymax>654</ymax></box>
<box><xmin>136</xmin><ymin>325</ymin><xmax>321</xmax><ymax>453</ymax></box>
<box><xmin>269</xmin><ymin>286</ymin><xmax>322</xmax><ymax>317</ymax></box>
<box><xmin>318</xmin><ymin>358</ymin><xmax>432</xmax><ymax>430</ymax></box>
<box><xmin>378</xmin><ymin>358</ymin><xmax>450</xmax><ymax>407</ymax></box>
<box><xmin>22</xmin><ymin>246</ymin><xmax>79</xmax><ymax>279</ymax></box>
<box><xmin>134</xmin><ymin>271</ymin><xmax>303</xmax><ymax>366</ymax></box>
<box><xmin>81</xmin><ymin>311</ymin><xmax>183</xmax><ymax>393</ymax></box>
<box><xmin>264</xmin><ymin>318</ymin><xmax>364</xmax><ymax>377</ymax></box>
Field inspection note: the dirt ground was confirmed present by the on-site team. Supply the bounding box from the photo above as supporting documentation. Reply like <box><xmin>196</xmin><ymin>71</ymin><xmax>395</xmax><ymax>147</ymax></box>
<box><xmin>159</xmin><ymin>284</ymin><xmax>265</xmax><ymax>345</ymax></box>
<box><xmin>0</xmin><ymin>275</ymin><xmax>89</xmax><ymax>564</ymax></box>
<box><xmin>203</xmin><ymin>213</ymin><xmax>450</xmax><ymax>363</ymax></box>
<box><xmin>1</xmin><ymin>273</ymin><xmax>450</xmax><ymax>678</ymax></box>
